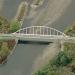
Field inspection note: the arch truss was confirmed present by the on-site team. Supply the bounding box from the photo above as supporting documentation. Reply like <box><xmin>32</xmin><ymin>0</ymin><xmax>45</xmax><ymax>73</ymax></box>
<box><xmin>14</xmin><ymin>26</ymin><xmax>66</xmax><ymax>36</ymax></box>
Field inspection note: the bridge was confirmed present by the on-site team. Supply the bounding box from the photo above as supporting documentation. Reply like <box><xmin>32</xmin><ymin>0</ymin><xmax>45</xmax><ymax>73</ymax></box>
<box><xmin>0</xmin><ymin>26</ymin><xmax>75</xmax><ymax>43</ymax></box>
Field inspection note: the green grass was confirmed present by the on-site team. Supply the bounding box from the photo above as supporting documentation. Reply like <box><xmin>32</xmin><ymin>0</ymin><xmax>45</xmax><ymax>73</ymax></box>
<box><xmin>9</xmin><ymin>20</ymin><xmax>20</xmax><ymax>33</ymax></box>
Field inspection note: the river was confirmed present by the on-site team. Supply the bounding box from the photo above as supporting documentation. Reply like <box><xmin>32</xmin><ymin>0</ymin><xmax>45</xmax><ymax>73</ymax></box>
<box><xmin>0</xmin><ymin>0</ymin><xmax>75</xmax><ymax>75</ymax></box>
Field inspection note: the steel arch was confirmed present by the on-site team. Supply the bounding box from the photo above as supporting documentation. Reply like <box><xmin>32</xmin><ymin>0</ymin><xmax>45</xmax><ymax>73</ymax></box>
<box><xmin>13</xmin><ymin>26</ymin><xmax>66</xmax><ymax>36</ymax></box>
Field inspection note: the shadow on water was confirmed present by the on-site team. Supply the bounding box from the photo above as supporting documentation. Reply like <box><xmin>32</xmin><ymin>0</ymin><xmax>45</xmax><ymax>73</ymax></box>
<box><xmin>0</xmin><ymin>59</ymin><xmax>7</xmax><ymax>67</ymax></box>
<box><xmin>18</xmin><ymin>40</ymin><xmax>52</xmax><ymax>45</ymax></box>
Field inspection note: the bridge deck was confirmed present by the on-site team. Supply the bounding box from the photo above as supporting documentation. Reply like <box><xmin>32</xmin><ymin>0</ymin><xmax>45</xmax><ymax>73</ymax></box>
<box><xmin>0</xmin><ymin>34</ymin><xmax>75</xmax><ymax>43</ymax></box>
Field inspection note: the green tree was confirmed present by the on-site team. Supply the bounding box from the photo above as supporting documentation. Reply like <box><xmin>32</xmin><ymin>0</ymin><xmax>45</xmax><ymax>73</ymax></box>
<box><xmin>10</xmin><ymin>20</ymin><xmax>20</xmax><ymax>33</ymax></box>
<box><xmin>52</xmin><ymin>51</ymin><xmax>72</xmax><ymax>66</ymax></box>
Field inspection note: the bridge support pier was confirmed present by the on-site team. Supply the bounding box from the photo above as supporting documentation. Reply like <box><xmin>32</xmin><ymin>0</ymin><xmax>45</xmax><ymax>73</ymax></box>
<box><xmin>60</xmin><ymin>40</ymin><xmax>65</xmax><ymax>51</ymax></box>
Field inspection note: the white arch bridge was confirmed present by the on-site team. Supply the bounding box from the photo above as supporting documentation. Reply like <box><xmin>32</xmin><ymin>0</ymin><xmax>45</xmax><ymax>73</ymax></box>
<box><xmin>0</xmin><ymin>26</ymin><xmax>75</xmax><ymax>43</ymax></box>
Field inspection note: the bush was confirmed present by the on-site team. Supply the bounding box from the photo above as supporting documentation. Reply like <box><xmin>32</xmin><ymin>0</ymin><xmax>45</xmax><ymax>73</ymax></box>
<box><xmin>34</xmin><ymin>70</ymin><xmax>47</xmax><ymax>75</ymax></box>
<box><xmin>64</xmin><ymin>22</ymin><xmax>75</xmax><ymax>36</ymax></box>
<box><xmin>52</xmin><ymin>51</ymin><xmax>72</xmax><ymax>66</ymax></box>
<box><xmin>10</xmin><ymin>20</ymin><xmax>20</xmax><ymax>33</ymax></box>
<box><xmin>33</xmin><ymin>51</ymin><xmax>72</xmax><ymax>75</ymax></box>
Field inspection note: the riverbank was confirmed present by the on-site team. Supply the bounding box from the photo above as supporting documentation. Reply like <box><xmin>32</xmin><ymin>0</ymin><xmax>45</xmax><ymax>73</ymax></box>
<box><xmin>0</xmin><ymin>1</ymin><xmax>27</xmax><ymax>64</ymax></box>
<box><xmin>32</xmin><ymin>21</ymin><xmax>75</xmax><ymax>75</ymax></box>
<box><xmin>32</xmin><ymin>42</ymin><xmax>60</xmax><ymax>73</ymax></box>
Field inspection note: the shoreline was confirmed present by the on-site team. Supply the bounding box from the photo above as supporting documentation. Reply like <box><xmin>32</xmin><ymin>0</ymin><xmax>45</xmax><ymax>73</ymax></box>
<box><xmin>32</xmin><ymin>42</ymin><xmax>60</xmax><ymax>73</ymax></box>
<box><xmin>0</xmin><ymin>1</ymin><xmax>28</xmax><ymax>65</ymax></box>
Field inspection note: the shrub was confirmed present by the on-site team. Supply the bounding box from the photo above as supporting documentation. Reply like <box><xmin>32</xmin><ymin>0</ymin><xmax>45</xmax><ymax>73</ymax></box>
<box><xmin>10</xmin><ymin>20</ymin><xmax>20</xmax><ymax>33</ymax></box>
<box><xmin>34</xmin><ymin>70</ymin><xmax>47</xmax><ymax>75</ymax></box>
<box><xmin>64</xmin><ymin>22</ymin><xmax>75</xmax><ymax>36</ymax></box>
<box><xmin>0</xmin><ymin>16</ymin><xmax>10</xmax><ymax>33</ymax></box>
<box><xmin>0</xmin><ymin>42</ymin><xmax>10</xmax><ymax>58</ymax></box>
<box><xmin>52</xmin><ymin>51</ymin><xmax>72</xmax><ymax>66</ymax></box>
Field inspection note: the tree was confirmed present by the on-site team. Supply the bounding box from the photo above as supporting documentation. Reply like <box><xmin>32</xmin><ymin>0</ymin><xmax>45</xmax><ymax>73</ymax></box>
<box><xmin>10</xmin><ymin>20</ymin><xmax>20</xmax><ymax>33</ymax></box>
<box><xmin>52</xmin><ymin>51</ymin><xmax>72</xmax><ymax>66</ymax></box>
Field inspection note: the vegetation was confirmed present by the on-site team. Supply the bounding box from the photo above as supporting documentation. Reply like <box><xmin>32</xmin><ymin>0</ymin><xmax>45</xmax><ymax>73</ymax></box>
<box><xmin>33</xmin><ymin>21</ymin><xmax>75</xmax><ymax>75</ymax></box>
<box><xmin>64</xmin><ymin>22</ymin><xmax>75</xmax><ymax>36</ymax></box>
<box><xmin>0</xmin><ymin>16</ymin><xmax>10</xmax><ymax>33</ymax></box>
<box><xmin>33</xmin><ymin>50</ymin><xmax>73</xmax><ymax>75</ymax></box>
<box><xmin>0</xmin><ymin>15</ymin><xmax>20</xmax><ymax>62</ymax></box>
<box><xmin>9</xmin><ymin>1</ymin><xmax>27</xmax><ymax>33</ymax></box>
<box><xmin>0</xmin><ymin>42</ymin><xmax>10</xmax><ymax>57</ymax></box>
<box><xmin>52</xmin><ymin>51</ymin><xmax>72</xmax><ymax>67</ymax></box>
<box><xmin>0</xmin><ymin>1</ymin><xmax>26</xmax><ymax>64</ymax></box>
<box><xmin>9</xmin><ymin>20</ymin><xmax>20</xmax><ymax>33</ymax></box>
<box><xmin>0</xmin><ymin>40</ymin><xmax>16</xmax><ymax>64</ymax></box>
<box><xmin>15</xmin><ymin>2</ymin><xmax>26</xmax><ymax>21</ymax></box>
<box><xmin>0</xmin><ymin>1</ymin><xmax>27</xmax><ymax>64</ymax></box>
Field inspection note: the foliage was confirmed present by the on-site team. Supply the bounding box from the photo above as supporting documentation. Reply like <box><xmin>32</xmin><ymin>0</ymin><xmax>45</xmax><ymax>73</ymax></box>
<box><xmin>7</xmin><ymin>40</ymin><xmax>16</xmax><ymax>50</ymax></box>
<box><xmin>0</xmin><ymin>16</ymin><xmax>16</xmax><ymax>64</ymax></box>
<box><xmin>0</xmin><ymin>42</ymin><xmax>10</xmax><ymax>58</ymax></box>
<box><xmin>33</xmin><ymin>51</ymin><xmax>73</xmax><ymax>75</ymax></box>
<box><xmin>64</xmin><ymin>22</ymin><xmax>75</xmax><ymax>36</ymax></box>
<box><xmin>10</xmin><ymin>20</ymin><xmax>20</xmax><ymax>33</ymax></box>
<box><xmin>52</xmin><ymin>51</ymin><xmax>72</xmax><ymax>67</ymax></box>
<box><xmin>0</xmin><ymin>16</ymin><xmax>10</xmax><ymax>33</ymax></box>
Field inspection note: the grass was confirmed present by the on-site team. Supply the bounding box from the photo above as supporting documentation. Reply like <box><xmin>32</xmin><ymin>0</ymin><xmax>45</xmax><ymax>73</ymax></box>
<box><xmin>0</xmin><ymin>16</ymin><xmax>10</xmax><ymax>33</ymax></box>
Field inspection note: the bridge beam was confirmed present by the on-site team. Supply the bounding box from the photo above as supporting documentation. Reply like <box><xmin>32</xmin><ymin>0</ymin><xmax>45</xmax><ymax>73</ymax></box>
<box><xmin>0</xmin><ymin>34</ymin><xmax>75</xmax><ymax>44</ymax></box>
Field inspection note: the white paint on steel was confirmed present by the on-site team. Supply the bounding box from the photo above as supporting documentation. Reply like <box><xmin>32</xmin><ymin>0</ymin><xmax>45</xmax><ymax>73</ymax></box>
<box><xmin>14</xmin><ymin>26</ymin><xmax>66</xmax><ymax>37</ymax></box>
